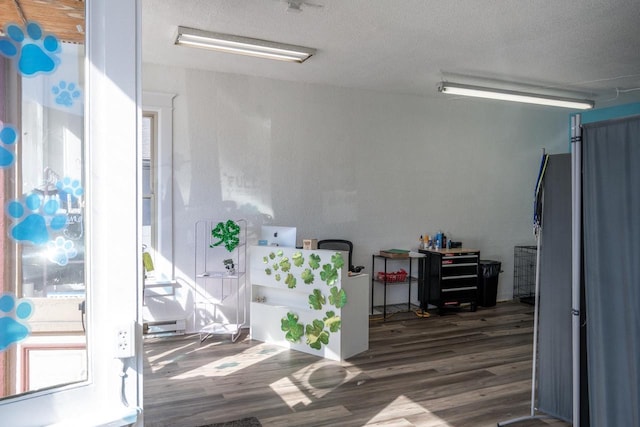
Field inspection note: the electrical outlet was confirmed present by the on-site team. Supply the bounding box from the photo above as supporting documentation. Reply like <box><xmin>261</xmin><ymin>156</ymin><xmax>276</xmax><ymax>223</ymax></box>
<box><xmin>115</xmin><ymin>322</ymin><xmax>135</xmax><ymax>358</ymax></box>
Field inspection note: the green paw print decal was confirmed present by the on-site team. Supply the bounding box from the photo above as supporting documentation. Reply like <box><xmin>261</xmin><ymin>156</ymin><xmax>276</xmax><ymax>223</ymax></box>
<box><xmin>210</xmin><ymin>220</ymin><xmax>240</xmax><ymax>252</ymax></box>
<box><xmin>281</xmin><ymin>312</ymin><xmax>304</xmax><ymax>343</ymax></box>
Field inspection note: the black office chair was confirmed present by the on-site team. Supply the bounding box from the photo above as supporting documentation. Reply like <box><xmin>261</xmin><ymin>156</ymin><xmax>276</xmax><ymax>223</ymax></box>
<box><xmin>317</xmin><ymin>239</ymin><xmax>364</xmax><ymax>273</ymax></box>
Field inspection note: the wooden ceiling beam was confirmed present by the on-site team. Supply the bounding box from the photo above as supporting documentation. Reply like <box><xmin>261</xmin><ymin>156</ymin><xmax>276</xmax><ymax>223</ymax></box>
<box><xmin>0</xmin><ymin>0</ymin><xmax>85</xmax><ymax>44</ymax></box>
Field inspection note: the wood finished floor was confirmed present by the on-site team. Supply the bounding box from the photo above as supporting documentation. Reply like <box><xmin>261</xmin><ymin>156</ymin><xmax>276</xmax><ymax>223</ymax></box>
<box><xmin>143</xmin><ymin>302</ymin><xmax>571</xmax><ymax>427</ymax></box>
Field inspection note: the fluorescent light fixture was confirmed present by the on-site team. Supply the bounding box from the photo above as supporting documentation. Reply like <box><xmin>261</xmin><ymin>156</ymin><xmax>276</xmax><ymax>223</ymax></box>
<box><xmin>437</xmin><ymin>82</ymin><xmax>594</xmax><ymax>110</ymax></box>
<box><xmin>175</xmin><ymin>26</ymin><xmax>316</xmax><ymax>63</ymax></box>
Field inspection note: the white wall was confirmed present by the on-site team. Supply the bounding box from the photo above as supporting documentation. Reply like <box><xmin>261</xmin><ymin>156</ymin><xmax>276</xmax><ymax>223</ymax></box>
<box><xmin>143</xmin><ymin>64</ymin><xmax>569</xmax><ymax>330</ymax></box>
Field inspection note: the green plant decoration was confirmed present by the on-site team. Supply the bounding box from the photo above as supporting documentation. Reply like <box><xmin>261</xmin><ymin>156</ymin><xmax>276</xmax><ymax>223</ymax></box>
<box><xmin>324</xmin><ymin>311</ymin><xmax>342</xmax><ymax>332</ymax></box>
<box><xmin>331</xmin><ymin>252</ymin><xmax>345</xmax><ymax>270</ymax></box>
<box><xmin>305</xmin><ymin>319</ymin><xmax>330</xmax><ymax>350</ymax></box>
<box><xmin>281</xmin><ymin>312</ymin><xmax>304</xmax><ymax>343</ymax></box>
<box><xmin>308</xmin><ymin>253</ymin><xmax>321</xmax><ymax>270</ymax></box>
<box><xmin>267</xmin><ymin>250</ymin><xmax>349</xmax><ymax>352</ymax></box>
<box><xmin>279</xmin><ymin>257</ymin><xmax>291</xmax><ymax>272</ymax></box>
<box><xmin>285</xmin><ymin>273</ymin><xmax>297</xmax><ymax>289</ymax></box>
<box><xmin>292</xmin><ymin>252</ymin><xmax>304</xmax><ymax>267</ymax></box>
<box><xmin>320</xmin><ymin>264</ymin><xmax>339</xmax><ymax>286</ymax></box>
<box><xmin>309</xmin><ymin>289</ymin><xmax>326</xmax><ymax>310</ymax></box>
<box><xmin>301</xmin><ymin>268</ymin><xmax>314</xmax><ymax>284</ymax></box>
<box><xmin>210</xmin><ymin>220</ymin><xmax>241</xmax><ymax>252</ymax></box>
<box><xmin>329</xmin><ymin>286</ymin><xmax>347</xmax><ymax>308</ymax></box>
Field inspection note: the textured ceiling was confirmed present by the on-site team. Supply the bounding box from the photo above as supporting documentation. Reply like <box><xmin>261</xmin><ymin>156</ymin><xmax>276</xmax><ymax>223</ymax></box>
<box><xmin>142</xmin><ymin>0</ymin><xmax>640</xmax><ymax>105</ymax></box>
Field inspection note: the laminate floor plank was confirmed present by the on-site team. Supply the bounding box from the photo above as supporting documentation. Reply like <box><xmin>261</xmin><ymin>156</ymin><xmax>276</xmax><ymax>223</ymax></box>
<box><xmin>144</xmin><ymin>302</ymin><xmax>571</xmax><ymax>427</ymax></box>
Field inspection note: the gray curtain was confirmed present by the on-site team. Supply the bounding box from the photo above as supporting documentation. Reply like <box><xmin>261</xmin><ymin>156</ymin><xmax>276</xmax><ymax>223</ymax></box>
<box><xmin>537</xmin><ymin>154</ymin><xmax>573</xmax><ymax>421</ymax></box>
<box><xmin>582</xmin><ymin>116</ymin><xmax>640</xmax><ymax>427</ymax></box>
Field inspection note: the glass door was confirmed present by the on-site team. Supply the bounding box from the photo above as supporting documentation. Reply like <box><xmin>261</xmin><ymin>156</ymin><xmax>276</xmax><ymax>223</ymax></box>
<box><xmin>1</xmin><ymin>0</ymin><xmax>87</xmax><ymax>400</ymax></box>
<box><xmin>0</xmin><ymin>1</ymin><xmax>142</xmax><ymax>425</ymax></box>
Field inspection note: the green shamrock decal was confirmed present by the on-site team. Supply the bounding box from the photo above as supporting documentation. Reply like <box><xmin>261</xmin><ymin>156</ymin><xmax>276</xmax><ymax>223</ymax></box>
<box><xmin>279</xmin><ymin>257</ymin><xmax>292</xmax><ymax>272</ymax></box>
<box><xmin>305</xmin><ymin>319</ymin><xmax>330</xmax><ymax>350</ymax></box>
<box><xmin>331</xmin><ymin>252</ymin><xmax>345</xmax><ymax>270</ymax></box>
<box><xmin>209</xmin><ymin>220</ymin><xmax>240</xmax><ymax>252</ymax></box>
<box><xmin>292</xmin><ymin>252</ymin><xmax>304</xmax><ymax>267</ymax></box>
<box><xmin>272</xmin><ymin>263</ymin><xmax>279</xmax><ymax>271</ymax></box>
<box><xmin>281</xmin><ymin>312</ymin><xmax>304</xmax><ymax>343</ymax></box>
<box><xmin>309</xmin><ymin>289</ymin><xmax>326</xmax><ymax>310</ymax></box>
<box><xmin>285</xmin><ymin>273</ymin><xmax>297</xmax><ymax>289</ymax></box>
<box><xmin>263</xmin><ymin>256</ymin><xmax>269</xmax><ymax>264</ymax></box>
<box><xmin>275</xmin><ymin>273</ymin><xmax>281</xmax><ymax>282</ymax></box>
<box><xmin>301</xmin><ymin>268</ymin><xmax>315</xmax><ymax>284</ymax></box>
<box><xmin>320</xmin><ymin>264</ymin><xmax>339</xmax><ymax>286</ymax></box>
<box><xmin>324</xmin><ymin>311</ymin><xmax>342</xmax><ymax>332</ymax></box>
<box><xmin>309</xmin><ymin>253</ymin><xmax>321</xmax><ymax>270</ymax></box>
<box><xmin>329</xmin><ymin>286</ymin><xmax>347</xmax><ymax>308</ymax></box>
<box><xmin>265</xmin><ymin>267</ymin><xmax>272</xmax><ymax>275</ymax></box>
<box><xmin>269</xmin><ymin>252</ymin><xmax>276</xmax><ymax>260</ymax></box>
<box><xmin>276</xmin><ymin>250</ymin><xmax>284</xmax><ymax>258</ymax></box>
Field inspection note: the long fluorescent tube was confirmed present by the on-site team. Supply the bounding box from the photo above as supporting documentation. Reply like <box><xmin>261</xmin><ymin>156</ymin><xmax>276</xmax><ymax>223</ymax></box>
<box><xmin>438</xmin><ymin>82</ymin><xmax>594</xmax><ymax>110</ymax></box>
<box><xmin>175</xmin><ymin>26</ymin><xmax>316</xmax><ymax>63</ymax></box>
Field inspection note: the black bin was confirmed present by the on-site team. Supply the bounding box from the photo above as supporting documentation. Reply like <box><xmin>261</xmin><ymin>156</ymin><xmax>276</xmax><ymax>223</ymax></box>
<box><xmin>478</xmin><ymin>260</ymin><xmax>501</xmax><ymax>307</ymax></box>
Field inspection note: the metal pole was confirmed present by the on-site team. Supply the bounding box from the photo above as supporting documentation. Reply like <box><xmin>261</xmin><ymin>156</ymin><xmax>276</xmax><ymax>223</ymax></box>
<box><xmin>571</xmin><ymin>114</ymin><xmax>582</xmax><ymax>427</ymax></box>
<box><xmin>498</xmin><ymin>151</ymin><xmax>550</xmax><ymax>426</ymax></box>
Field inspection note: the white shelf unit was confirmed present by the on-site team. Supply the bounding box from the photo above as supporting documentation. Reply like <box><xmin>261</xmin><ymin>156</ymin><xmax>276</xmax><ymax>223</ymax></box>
<box><xmin>194</xmin><ymin>219</ymin><xmax>247</xmax><ymax>342</ymax></box>
<box><xmin>250</xmin><ymin>246</ymin><xmax>369</xmax><ymax>361</ymax></box>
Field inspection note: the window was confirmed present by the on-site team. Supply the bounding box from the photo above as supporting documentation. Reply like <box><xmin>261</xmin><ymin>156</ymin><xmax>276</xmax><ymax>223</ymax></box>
<box><xmin>142</xmin><ymin>113</ymin><xmax>155</xmax><ymax>265</ymax></box>
<box><xmin>142</xmin><ymin>92</ymin><xmax>175</xmax><ymax>281</ymax></box>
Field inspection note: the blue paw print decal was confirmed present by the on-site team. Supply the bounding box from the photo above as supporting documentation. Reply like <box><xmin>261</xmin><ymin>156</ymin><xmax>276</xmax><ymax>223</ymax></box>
<box><xmin>0</xmin><ymin>22</ymin><xmax>60</xmax><ymax>77</ymax></box>
<box><xmin>52</xmin><ymin>81</ymin><xmax>81</xmax><ymax>107</ymax></box>
<box><xmin>0</xmin><ymin>294</ymin><xmax>33</xmax><ymax>352</ymax></box>
<box><xmin>47</xmin><ymin>236</ymin><xmax>78</xmax><ymax>266</ymax></box>
<box><xmin>0</xmin><ymin>125</ymin><xmax>18</xmax><ymax>168</ymax></box>
<box><xmin>56</xmin><ymin>176</ymin><xmax>83</xmax><ymax>199</ymax></box>
<box><xmin>6</xmin><ymin>193</ymin><xmax>67</xmax><ymax>245</ymax></box>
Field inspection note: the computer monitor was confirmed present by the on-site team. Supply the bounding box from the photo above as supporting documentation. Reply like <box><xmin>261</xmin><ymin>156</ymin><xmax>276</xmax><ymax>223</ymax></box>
<box><xmin>259</xmin><ymin>226</ymin><xmax>297</xmax><ymax>248</ymax></box>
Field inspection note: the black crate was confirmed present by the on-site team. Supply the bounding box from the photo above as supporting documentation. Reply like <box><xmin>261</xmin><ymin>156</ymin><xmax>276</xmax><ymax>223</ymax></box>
<box><xmin>514</xmin><ymin>245</ymin><xmax>537</xmax><ymax>305</ymax></box>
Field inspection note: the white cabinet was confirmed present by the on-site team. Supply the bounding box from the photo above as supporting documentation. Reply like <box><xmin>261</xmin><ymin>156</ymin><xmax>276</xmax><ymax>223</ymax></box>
<box><xmin>194</xmin><ymin>219</ymin><xmax>247</xmax><ymax>342</ymax></box>
<box><xmin>250</xmin><ymin>246</ymin><xmax>369</xmax><ymax>361</ymax></box>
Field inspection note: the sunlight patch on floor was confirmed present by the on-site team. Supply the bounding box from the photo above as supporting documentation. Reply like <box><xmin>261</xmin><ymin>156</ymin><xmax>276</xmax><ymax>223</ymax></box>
<box><xmin>146</xmin><ymin>339</ymin><xmax>202</xmax><ymax>372</ymax></box>
<box><xmin>170</xmin><ymin>343</ymin><xmax>286</xmax><ymax>379</ymax></box>
<box><xmin>269</xmin><ymin>359</ymin><xmax>363</xmax><ymax>409</ymax></box>
<box><xmin>365</xmin><ymin>395</ymin><xmax>453</xmax><ymax>427</ymax></box>
<box><xmin>270</xmin><ymin>376</ymin><xmax>313</xmax><ymax>408</ymax></box>
<box><xmin>292</xmin><ymin>359</ymin><xmax>361</xmax><ymax>399</ymax></box>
